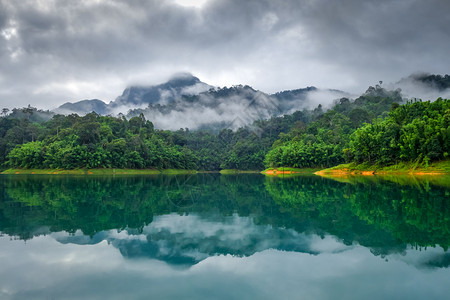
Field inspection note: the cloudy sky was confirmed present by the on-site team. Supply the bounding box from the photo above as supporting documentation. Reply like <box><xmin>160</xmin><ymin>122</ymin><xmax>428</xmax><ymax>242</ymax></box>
<box><xmin>0</xmin><ymin>0</ymin><xmax>449</xmax><ymax>109</ymax></box>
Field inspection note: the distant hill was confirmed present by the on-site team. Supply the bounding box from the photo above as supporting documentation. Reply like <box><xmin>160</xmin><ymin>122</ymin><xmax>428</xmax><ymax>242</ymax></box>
<box><xmin>393</xmin><ymin>73</ymin><xmax>450</xmax><ymax>101</ymax></box>
<box><xmin>410</xmin><ymin>73</ymin><xmax>450</xmax><ymax>91</ymax></box>
<box><xmin>55</xmin><ymin>99</ymin><xmax>109</xmax><ymax>115</ymax></box>
<box><xmin>54</xmin><ymin>73</ymin><xmax>347</xmax><ymax>130</ymax></box>
<box><xmin>53</xmin><ymin>72</ymin><xmax>450</xmax><ymax>131</ymax></box>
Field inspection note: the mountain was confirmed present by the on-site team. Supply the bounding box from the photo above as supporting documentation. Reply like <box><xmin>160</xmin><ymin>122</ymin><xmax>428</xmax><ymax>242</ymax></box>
<box><xmin>55</xmin><ymin>99</ymin><xmax>109</xmax><ymax>115</ymax></box>
<box><xmin>54</xmin><ymin>73</ymin><xmax>212</xmax><ymax>117</ymax></box>
<box><xmin>53</xmin><ymin>73</ymin><xmax>347</xmax><ymax>130</ymax></box>
<box><xmin>111</xmin><ymin>72</ymin><xmax>212</xmax><ymax>109</ymax></box>
<box><xmin>272</xmin><ymin>86</ymin><xmax>318</xmax><ymax>101</ymax></box>
<box><xmin>123</xmin><ymin>83</ymin><xmax>341</xmax><ymax>131</ymax></box>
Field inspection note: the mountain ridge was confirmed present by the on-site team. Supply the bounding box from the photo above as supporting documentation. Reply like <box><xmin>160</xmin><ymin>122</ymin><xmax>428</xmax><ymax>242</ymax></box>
<box><xmin>54</xmin><ymin>73</ymin><xmax>347</xmax><ymax>130</ymax></box>
<box><xmin>52</xmin><ymin>72</ymin><xmax>450</xmax><ymax>130</ymax></box>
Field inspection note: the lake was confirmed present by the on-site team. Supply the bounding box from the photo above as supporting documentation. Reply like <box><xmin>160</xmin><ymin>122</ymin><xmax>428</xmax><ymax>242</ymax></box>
<box><xmin>0</xmin><ymin>173</ymin><xmax>449</xmax><ymax>299</ymax></box>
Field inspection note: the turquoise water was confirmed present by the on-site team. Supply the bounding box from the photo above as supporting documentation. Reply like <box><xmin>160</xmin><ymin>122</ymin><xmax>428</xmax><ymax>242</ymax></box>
<box><xmin>0</xmin><ymin>174</ymin><xmax>449</xmax><ymax>299</ymax></box>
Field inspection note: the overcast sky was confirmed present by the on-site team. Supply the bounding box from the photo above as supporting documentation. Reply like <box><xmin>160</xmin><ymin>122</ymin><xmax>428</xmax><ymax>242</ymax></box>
<box><xmin>0</xmin><ymin>0</ymin><xmax>449</xmax><ymax>109</ymax></box>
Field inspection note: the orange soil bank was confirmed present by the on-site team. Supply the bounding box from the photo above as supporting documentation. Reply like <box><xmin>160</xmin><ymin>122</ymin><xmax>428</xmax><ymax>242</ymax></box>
<box><xmin>315</xmin><ymin>169</ymin><xmax>375</xmax><ymax>176</ymax></box>
<box><xmin>315</xmin><ymin>169</ymin><xmax>444</xmax><ymax>176</ymax></box>
<box><xmin>264</xmin><ymin>169</ymin><xmax>296</xmax><ymax>175</ymax></box>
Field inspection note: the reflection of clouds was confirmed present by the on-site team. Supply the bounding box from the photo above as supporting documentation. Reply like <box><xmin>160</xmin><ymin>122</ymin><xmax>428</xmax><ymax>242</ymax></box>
<box><xmin>1</xmin><ymin>233</ymin><xmax>449</xmax><ymax>300</ymax></box>
<box><xmin>52</xmin><ymin>213</ymin><xmax>450</xmax><ymax>270</ymax></box>
<box><xmin>55</xmin><ymin>214</ymin><xmax>328</xmax><ymax>266</ymax></box>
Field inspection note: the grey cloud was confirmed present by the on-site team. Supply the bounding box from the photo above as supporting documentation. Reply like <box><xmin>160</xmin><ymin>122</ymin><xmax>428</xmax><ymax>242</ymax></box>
<box><xmin>0</xmin><ymin>0</ymin><xmax>449</xmax><ymax>109</ymax></box>
<box><xmin>295</xmin><ymin>0</ymin><xmax>450</xmax><ymax>75</ymax></box>
<box><xmin>0</xmin><ymin>2</ymin><xmax>7</xmax><ymax>30</ymax></box>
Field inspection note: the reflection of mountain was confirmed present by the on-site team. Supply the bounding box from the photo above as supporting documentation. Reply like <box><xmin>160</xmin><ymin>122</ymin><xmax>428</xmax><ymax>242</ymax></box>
<box><xmin>56</xmin><ymin>214</ymin><xmax>319</xmax><ymax>267</ymax></box>
<box><xmin>0</xmin><ymin>174</ymin><xmax>448</xmax><ymax>261</ymax></box>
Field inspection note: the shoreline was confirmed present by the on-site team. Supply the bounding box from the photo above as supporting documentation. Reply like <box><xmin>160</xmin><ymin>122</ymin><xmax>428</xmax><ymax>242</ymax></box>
<box><xmin>314</xmin><ymin>161</ymin><xmax>450</xmax><ymax>177</ymax></box>
<box><xmin>0</xmin><ymin>168</ymin><xmax>198</xmax><ymax>175</ymax></box>
<box><xmin>2</xmin><ymin>160</ymin><xmax>449</xmax><ymax>176</ymax></box>
<box><xmin>261</xmin><ymin>167</ymin><xmax>320</xmax><ymax>176</ymax></box>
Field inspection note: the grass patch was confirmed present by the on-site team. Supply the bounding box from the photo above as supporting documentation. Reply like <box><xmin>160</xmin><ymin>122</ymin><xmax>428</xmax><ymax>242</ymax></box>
<box><xmin>262</xmin><ymin>167</ymin><xmax>320</xmax><ymax>176</ymax></box>
<box><xmin>317</xmin><ymin>160</ymin><xmax>450</xmax><ymax>175</ymax></box>
<box><xmin>1</xmin><ymin>168</ymin><xmax>196</xmax><ymax>175</ymax></box>
<box><xmin>1</xmin><ymin>169</ymin><xmax>89</xmax><ymax>175</ymax></box>
<box><xmin>160</xmin><ymin>169</ymin><xmax>198</xmax><ymax>175</ymax></box>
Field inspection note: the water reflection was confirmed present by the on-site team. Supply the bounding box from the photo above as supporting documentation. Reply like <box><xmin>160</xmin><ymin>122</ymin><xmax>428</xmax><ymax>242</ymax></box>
<box><xmin>56</xmin><ymin>214</ymin><xmax>325</xmax><ymax>267</ymax></box>
<box><xmin>0</xmin><ymin>230</ymin><xmax>448</xmax><ymax>300</ymax></box>
<box><xmin>0</xmin><ymin>174</ymin><xmax>449</xmax><ymax>257</ymax></box>
<box><xmin>0</xmin><ymin>174</ymin><xmax>449</xmax><ymax>299</ymax></box>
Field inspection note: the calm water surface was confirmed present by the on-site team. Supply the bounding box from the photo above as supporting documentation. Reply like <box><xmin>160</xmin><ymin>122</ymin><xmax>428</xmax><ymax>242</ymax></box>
<box><xmin>0</xmin><ymin>174</ymin><xmax>449</xmax><ymax>299</ymax></box>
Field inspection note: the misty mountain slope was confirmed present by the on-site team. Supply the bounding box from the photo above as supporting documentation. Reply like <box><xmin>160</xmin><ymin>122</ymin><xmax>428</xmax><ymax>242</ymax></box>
<box><xmin>54</xmin><ymin>73</ymin><xmax>347</xmax><ymax>130</ymax></box>
<box><xmin>272</xmin><ymin>86</ymin><xmax>350</xmax><ymax>113</ymax></box>
<box><xmin>272</xmin><ymin>86</ymin><xmax>317</xmax><ymax>103</ymax></box>
<box><xmin>55</xmin><ymin>99</ymin><xmax>109</xmax><ymax>115</ymax></box>
<box><xmin>120</xmin><ymin>78</ymin><xmax>348</xmax><ymax>130</ymax></box>
<box><xmin>53</xmin><ymin>73</ymin><xmax>212</xmax><ymax>117</ymax></box>
<box><xmin>410</xmin><ymin>74</ymin><xmax>450</xmax><ymax>91</ymax></box>
<box><xmin>110</xmin><ymin>73</ymin><xmax>212</xmax><ymax>110</ymax></box>
<box><xmin>392</xmin><ymin>73</ymin><xmax>450</xmax><ymax>101</ymax></box>
<box><xmin>126</xmin><ymin>84</ymin><xmax>284</xmax><ymax>130</ymax></box>
<box><xmin>59</xmin><ymin>72</ymin><xmax>450</xmax><ymax>131</ymax></box>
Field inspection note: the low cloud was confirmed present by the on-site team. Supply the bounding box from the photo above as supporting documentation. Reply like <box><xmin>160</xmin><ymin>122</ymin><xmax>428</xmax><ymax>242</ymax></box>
<box><xmin>303</xmin><ymin>89</ymin><xmax>351</xmax><ymax>110</ymax></box>
<box><xmin>391</xmin><ymin>73</ymin><xmax>450</xmax><ymax>101</ymax></box>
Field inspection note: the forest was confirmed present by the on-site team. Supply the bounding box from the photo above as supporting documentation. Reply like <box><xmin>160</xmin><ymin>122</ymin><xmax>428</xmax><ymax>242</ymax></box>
<box><xmin>0</xmin><ymin>84</ymin><xmax>449</xmax><ymax>171</ymax></box>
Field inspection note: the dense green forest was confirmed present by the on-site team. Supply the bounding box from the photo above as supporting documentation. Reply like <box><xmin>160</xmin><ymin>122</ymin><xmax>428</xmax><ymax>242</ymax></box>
<box><xmin>0</xmin><ymin>84</ymin><xmax>449</xmax><ymax>171</ymax></box>
<box><xmin>265</xmin><ymin>97</ymin><xmax>449</xmax><ymax>168</ymax></box>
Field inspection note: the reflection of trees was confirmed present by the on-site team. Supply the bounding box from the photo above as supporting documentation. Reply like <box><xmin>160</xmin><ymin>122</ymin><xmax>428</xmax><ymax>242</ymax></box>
<box><xmin>264</xmin><ymin>176</ymin><xmax>405</xmax><ymax>255</ymax></box>
<box><xmin>265</xmin><ymin>176</ymin><xmax>450</xmax><ymax>251</ymax></box>
<box><xmin>346</xmin><ymin>181</ymin><xmax>450</xmax><ymax>250</ymax></box>
<box><xmin>0</xmin><ymin>174</ymin><xmax>273</xmax><ymax>239</ymax></box>
<box><xmin>164</xmin><ymin>175</ymin><xmax>202</xmax><ymax>208</ymax></box>
<box><xmin>0</xmin><ymin>176</ymin><xmax>157</xmax><ymax>238</ymax></box>
<box><xmin>0</xmin><ymin>174</ymin><xmax>448</xmax><ymax>254</ymax></box>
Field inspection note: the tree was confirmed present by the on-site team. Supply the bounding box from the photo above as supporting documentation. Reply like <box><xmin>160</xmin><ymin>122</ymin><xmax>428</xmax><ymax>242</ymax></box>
<box><xmin>1</xmin><ymin>108</ymin><xmax>9</xmax><ymax>117</ymax></box>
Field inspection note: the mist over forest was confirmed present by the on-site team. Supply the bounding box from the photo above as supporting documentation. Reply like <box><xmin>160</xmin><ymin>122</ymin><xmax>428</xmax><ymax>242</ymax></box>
<box><xmin>1</xmin><ymin>73</ymin><xmax>448</xmax><ymax>172</ymax></box>
<box><xmin>47</xmin><ymin>73</ymin><xmax>450</xmax><ymax>131</ymax></box>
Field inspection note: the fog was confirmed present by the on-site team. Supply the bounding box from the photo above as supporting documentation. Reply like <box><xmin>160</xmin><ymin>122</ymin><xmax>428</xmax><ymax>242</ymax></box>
<box><xmin>391</xmin><ymin>74</ymin><xmax>450</xmax><ymax>101</ymax></box>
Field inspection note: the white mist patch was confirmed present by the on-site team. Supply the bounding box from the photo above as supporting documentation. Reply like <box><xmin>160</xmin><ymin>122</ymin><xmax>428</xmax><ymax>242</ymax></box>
<box><xmin>304</xmin><ymin>89</ymin><xmax>349</xmax><ymax>110</ymax></box>
<box><xmin>181</xmin><ymin>82</ymin><xmax>211</xmax><ymax>95</ymax></box>
<box><xmin>390</xmin><ymin>79</ymin><xmax>450</xmax><ymax>101</ymax></box>
<box><xmin>109</xmin><ymin>103</ymin><xmax>149</xmax><ymax>116</ymax></box>
<box><xmin>143</xmin><ymin>106</ymin><xmax>225</xmax><ymax>130</ymax></box>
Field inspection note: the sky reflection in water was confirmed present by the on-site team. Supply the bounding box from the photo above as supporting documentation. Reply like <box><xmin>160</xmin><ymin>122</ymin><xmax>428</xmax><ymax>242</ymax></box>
<box><xmin>1</xmin><ymin>213</ymin><xmax>449</xmax><ymax>300</ymax></box>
